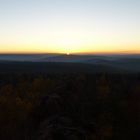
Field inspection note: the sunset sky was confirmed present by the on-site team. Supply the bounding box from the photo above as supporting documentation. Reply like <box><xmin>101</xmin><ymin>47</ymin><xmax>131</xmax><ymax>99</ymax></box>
<box><xmin>0</xmin><ymin>0</ymin><xmax>140</xmax><ymax>54</ymax></box>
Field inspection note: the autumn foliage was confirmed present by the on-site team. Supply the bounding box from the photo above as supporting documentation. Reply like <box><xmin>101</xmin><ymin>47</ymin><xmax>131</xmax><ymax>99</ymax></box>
<box><xmin>0</xmin><ymin>73</ymin><xmax>140</xmax><ymax>140</ymax></box>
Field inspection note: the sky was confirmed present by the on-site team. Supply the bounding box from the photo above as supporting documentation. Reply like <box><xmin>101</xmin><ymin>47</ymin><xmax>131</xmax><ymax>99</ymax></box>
<box><xmin>0</xmin><ymin>0</ymin><xmax>140</xmax><ymax>54</ymax></box>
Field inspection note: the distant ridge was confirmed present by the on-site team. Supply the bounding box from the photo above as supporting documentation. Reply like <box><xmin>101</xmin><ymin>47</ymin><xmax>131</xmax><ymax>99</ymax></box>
<box><xmin>0</xmin><ymin>61</ymin><xmax>125</xmax><ymax>74</ymax></box>
<box><xmin>42</xmin><ymin>54</ymin><xmax>111</xmax><ymax>62</ymax></box>
<box><xmin>0</xmin><ymin>54</ymin><xmax>140</xmax><ymax>73</ymax></box>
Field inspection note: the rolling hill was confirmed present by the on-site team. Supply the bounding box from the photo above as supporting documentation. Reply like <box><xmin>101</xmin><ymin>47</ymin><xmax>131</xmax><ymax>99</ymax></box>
<box><xmin>0</xmin><ymin>54</ymin><xmax>140</xmax><ymax>73</ymax></box>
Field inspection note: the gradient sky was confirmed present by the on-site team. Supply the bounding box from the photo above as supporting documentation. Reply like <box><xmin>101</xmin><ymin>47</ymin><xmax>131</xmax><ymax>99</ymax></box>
<box><xmin>0</xmin><ymin>0</ymin><xmax>140</xmax><ymax>53</ymax></box>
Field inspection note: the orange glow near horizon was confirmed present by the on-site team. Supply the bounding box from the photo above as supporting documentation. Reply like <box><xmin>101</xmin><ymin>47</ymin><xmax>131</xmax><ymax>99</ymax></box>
<box><xmin>0</xmin><ymin>44</ymin><xmax>140</xmax><ymax>54</ymax></box>
<box><xmin>1</xmin><ymin>27</ymin><xmax>140</xmax><ymax>54</ymax></box>
<box><xmin>0</xmin><ymin>0</ymin><xmax>140</xmax><ymax>54</ymax></box>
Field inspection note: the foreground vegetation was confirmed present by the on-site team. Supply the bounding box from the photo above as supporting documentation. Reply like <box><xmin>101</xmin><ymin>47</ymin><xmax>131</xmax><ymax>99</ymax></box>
<box><xmin>0</xmin><ymin>73</ymin><xmax>140</xmax><ymax>140</ymax></box>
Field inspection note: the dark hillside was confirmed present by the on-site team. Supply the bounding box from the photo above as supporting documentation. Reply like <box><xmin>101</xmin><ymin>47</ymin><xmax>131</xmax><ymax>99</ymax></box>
<box><xmin>0</xmin><ymin>62</ymin><xmax>125</xmax><ymax>74</ymax></box>
<box><xmin>0</xmin><ymin>73</ymin><xmax>140</xmax><ymax>139</ymax></box>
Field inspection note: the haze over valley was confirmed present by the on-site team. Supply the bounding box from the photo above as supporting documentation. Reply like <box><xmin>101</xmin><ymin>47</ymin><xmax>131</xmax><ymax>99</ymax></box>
<box><xmin>0</xmin><ymin>53</ymin><xmax>140</xmax><ymax>73</ymax></box>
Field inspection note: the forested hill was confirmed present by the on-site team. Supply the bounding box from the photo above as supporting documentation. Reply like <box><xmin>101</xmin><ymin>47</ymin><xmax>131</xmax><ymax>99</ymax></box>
<box><xmin>0</xmin><ymin>61</ymin><xmax>124</xmax><ymax>74</ymax></box>
<box><xmin>0</xmin><ymin>73</ymin><xmax>140</xmax><ymax>139</ymax></box>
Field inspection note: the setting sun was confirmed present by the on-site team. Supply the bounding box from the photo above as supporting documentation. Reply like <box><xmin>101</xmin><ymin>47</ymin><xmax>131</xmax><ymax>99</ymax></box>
<box><xmin>66</xmin><ymin>52</ymin><xmax>70</xmax><ymax>55</ymax></box>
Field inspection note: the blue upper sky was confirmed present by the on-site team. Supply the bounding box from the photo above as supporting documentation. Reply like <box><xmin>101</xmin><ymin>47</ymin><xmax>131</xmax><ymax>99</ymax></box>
<box><xmin>0</xmin><ymin>0</ymin><xmax>140</xmax><ymax>53</ymax></box>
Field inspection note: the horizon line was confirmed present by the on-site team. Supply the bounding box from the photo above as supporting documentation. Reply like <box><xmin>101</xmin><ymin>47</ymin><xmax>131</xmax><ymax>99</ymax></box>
<box><xmin>0</xmin><ymin>51</ymin><xmax>140</xmax><ymax>55</ymax></box>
